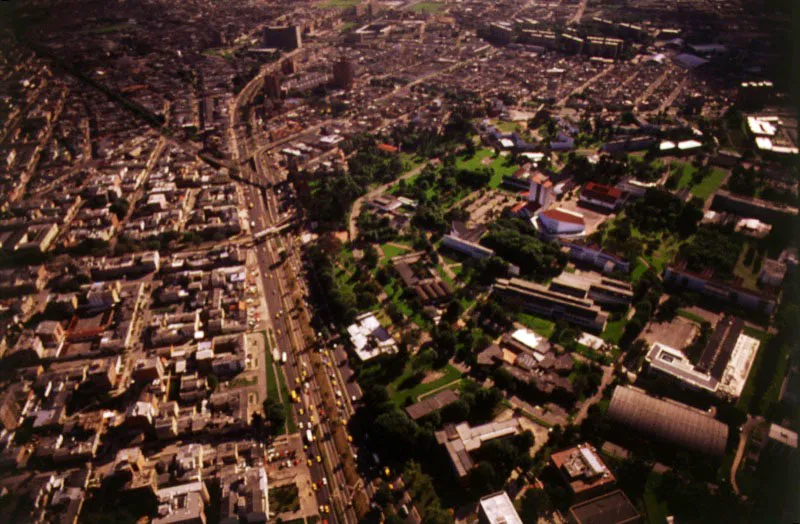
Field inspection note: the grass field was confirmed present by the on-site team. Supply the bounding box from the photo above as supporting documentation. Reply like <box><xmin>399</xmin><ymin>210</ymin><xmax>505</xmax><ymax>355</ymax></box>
<box><xmin>641</xmin><ymin>472</ymin><xmax>671</xmax><ymax>524</ymax></box>
<box><xmin>319</xmin><ymin>0</ymin><xmax>360</xmax><ymax>8</ymax></box>
<box><xmin>643</xmin><ymin>233</ymin><xmax>682</xmax><ymax>274</ymax></box>
<box><xmin>493</xmin><ymin>120</ymin><xmax>519</xmax><ymax>133</ymax></box>
<box><xmin>601</xmin><ymin>316</ymin><xmax>628</xmax><ymax>344</ymax></box>
<box><xmin>410</xmin><ymin>1</ymin><xmax>445</xmax><ymax>14</ymax></box>
<box><xmin>736</xmin><ymin>327</ymin><xmax>772</xmax><ymax>412</ymax></box>
<box><xmin>674</xmin><ymin>162</ymin><xmax>727</xmax><ymax>200</ymax></box>
<box><xmin>262</xmin><ymin>331</ymin><xmax>296</xmax><ymax>435</ymax></box>
<box><xmin>380</xmin><ymin>242</ymin><xmax>411</xmax><ymax>262</ymax></box>
<box><xmin>732</xmin><ymin>242</ymin><xmax>762</xmax><ymax>292</ymax></box>
<box><xmin>690</xmin><ymin>169</ymin><xmax>726</xmax><ymax>199</ymax></box>
<box><xmin>631</xmin><ymin>258</ymin><xmax>650</xmax><ymax>282</ymax></box>
<box><xmin>389</xmin><ymin>364</ymin><xmax>463</xmax><ymax>406</ymax></box>
<box><xmin>517</xmin><ymin>313</ymin><xmax>556</xmax><ymax>338</ymax></box>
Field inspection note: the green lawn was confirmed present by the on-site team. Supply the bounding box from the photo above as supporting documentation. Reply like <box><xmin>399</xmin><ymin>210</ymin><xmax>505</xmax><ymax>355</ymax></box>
<box><xmin>517</xmin><ymin>313</ymin><xmax>556</xmax><ymax>338</ymax></box>
<box><xmin>641</xmin><ymin>472</ymin><xmax>671</xmax><ymax>524</ymax></box>
<box><xmin>380</xmin><ymin>243</ymin><xmax>412</xmax><ymax>262</ymax></box>
<box><xmin>390</xmin><ymin>364</ymin><xmax>463</xmax><ymax>406</ymax></box>
<box><xmin>732</xmin><ymin>242</ymin><xmax>762</xmax><ymax>292</ymax></box>
<box><xmin>690</xmin><ymin>168</ymin><xmax>726</xmax><ymax>199</ymax></box>
<box><xmin>455</xmin><ymin>148</ymin><xmax>494</xmax><ymax>172</ymax></box>
<box><xmin>643</xmin><ymin>233</ymin><xmax>682</xmax><ymax>274</ymax></box>
<box><xmin>488</xmin><ymin>155</ymin><xmax>519</xmax><ymax>189</ymax></box>
<box><xmin>493</xmin><ymin>120</ymin><xmax>519</xmax><ymax>133</ymax></box>
<box><xmin>436</xmin><ymin>265</ymin><xmax>455</xmax><ymax>287</ymax></box>
<box><xmin>262</xmin><ymin>331</ymin><xmax>295</xmax><ymax>435</ymax></box>
<box><xmin>383</xmin><ymin>277</ymin><xmax>429</xmax><ymax>327</ymax></box>
<box><xmin>318</xmin><ymin>0</ymin><xmax>360</xmax><ymax>8</ymax></box>
<box><xmin>262</xmin><ymin>332</ymin><xmax>280</xmax><ymax>400</ymax></box>
<box><xmin>410</xmin><ymin>1</ymin><xmax>445</xmax><ymax>13</ymax></box>
<box><xmin>78</xmin><ymin>23</ymin><xmax>130</xmax><ymax>35</ymax></box>
<box><xmin>631</xmin><ymin>258</ymin><xmax>650</xmax><ymax>282</ymax></box>
<box><xmin>675</xmin><ymin>162</ymin><xmax>698</xmax><ymax>190</ymax></box>
<box><xmin>601</xmin><ymin>316</ymin><xmax>628</xmax><ymax>344</ymax></box>
<box><xmin>736</xmin><ymin>328</ymin><xmax>774</xmax><ymax>413</ymax></box>
<box><xmin>455</xmin><ymin>148</ymin><xmax>520</xmax><ymax>189</ymax></box>
<box><xmin>674</xmin><ymin>162</ymin><xmax>727</xmax><ymax>199</ymax></box>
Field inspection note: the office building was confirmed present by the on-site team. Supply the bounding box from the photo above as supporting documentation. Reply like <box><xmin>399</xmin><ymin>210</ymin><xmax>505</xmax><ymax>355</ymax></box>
<box><xmin>262</xmin><ymin>25</ymin><xmax>302</xmax><ymax>50</ymax></box>
<box><xmin>332</xmin><ymin>58</ymin><xmax>355</xmax><ymax>90</ymax></box>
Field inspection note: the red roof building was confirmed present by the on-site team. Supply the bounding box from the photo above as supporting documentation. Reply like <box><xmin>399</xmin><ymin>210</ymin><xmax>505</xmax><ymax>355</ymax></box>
<box><xmin>579</xmin><ymin>182</ymin><xmax>623</xmax><ymax>210</ymax></box>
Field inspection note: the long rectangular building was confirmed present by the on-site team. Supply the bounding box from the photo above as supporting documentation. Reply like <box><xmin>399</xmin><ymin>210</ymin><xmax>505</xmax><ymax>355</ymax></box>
<box><xmin>607</xmin><ymin>386</ymin><xmax>728</xmax><ymax>456</ymax></box>
<box><xmin>494</xmin><ymin>277</ymin><xmax>609</xmax><ymax>331</ymax></box>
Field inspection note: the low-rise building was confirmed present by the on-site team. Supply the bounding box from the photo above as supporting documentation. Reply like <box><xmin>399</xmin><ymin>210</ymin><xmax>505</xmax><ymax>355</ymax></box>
<box><xmin>663</xmin><ymin>262</ymin><xmax>777</xmax><ymax>314</ymax></box>
<box><xmin>551</xmin><ymin>443</ymin><xmax>616</xmax><ymax>501</ymax></box>
<box><xmin>534</xmin><ymin>209</ymin><xmax>586</xmax><ymax>240</ymax></box>
<box><xmin>493</xmin><ymin>277</ymin><xmax>610</xmax><ymax>332</ymax></box>
<box><xmin>153</xmin><ymin>482</ymin><xmax>209</xmax><ymax>524</ymax></box>
<box><xmin>346</xmin><ymin>312</ymin><xmax>397</xmax><ymax>361</ymax></box>
<box><xmin>644</xmin><ymin>317</ymin><xmax>760</xmax><ymax>401</ymax></box>
<box><xmin>435</xmin><ymin>419</ymin><xmax>522</xmax><ymax>479</ymax></box>
<box><xmin>579</xmin><ymin>182</ymin><xmax>623</xmax><ymax>211</ymax></box>
<box><xmin>219</xmin><ymin>467</ymin><xmax>269</xmax><ymax>524</ymax></box>
<box><xmin>567</xmin><ymin>490</ymin><xmax>640</xmax><ymax>524</ymax></box>
<box><xmin>478</xmin><ymin>491</ymin><xmax>523</xmax><ymax>524</ymax></box>
<box><xmin>441</xmin><ymin>222</ymin><xmax>494</xmax><ymax>260</ymax></box>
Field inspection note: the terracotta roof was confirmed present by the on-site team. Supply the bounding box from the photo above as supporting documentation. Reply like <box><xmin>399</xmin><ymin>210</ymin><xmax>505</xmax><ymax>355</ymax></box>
<box><xmin>541</xmin><ymin>209</ymin><xmax>585</xmax><ymax>225</ymax></box>
<box><xmin>582</xmin><ymin>182</ymin><xmax>622</xmax><ymax>202</ymax></box>
<box><xmin>377</xmin><ymin>143</ymin><xmax>398</xmax><ymax>153</ymax></box>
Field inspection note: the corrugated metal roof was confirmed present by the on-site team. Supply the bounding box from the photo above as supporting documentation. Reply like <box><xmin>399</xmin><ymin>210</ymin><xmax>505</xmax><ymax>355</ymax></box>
<box><xmin>607</xmin><ymin>386</ymin><xmax>728</xmax><ymax>456</ymax></box>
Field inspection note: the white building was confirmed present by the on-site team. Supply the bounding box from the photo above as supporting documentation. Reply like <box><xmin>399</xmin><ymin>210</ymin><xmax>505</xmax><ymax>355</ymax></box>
<box><xmin>479</xmin><ymin>491</ymin><xmax>523</xmax><ymax>524</ymax></box>
<box><xmin>346</xmin><ymin>312</ymin><xmax>397</xmax><ymax>361</ymax></box>
<box><xmin>534</xmin><ymin>208</ymin><xmax>586</xmax><ymax>239</ymax></box>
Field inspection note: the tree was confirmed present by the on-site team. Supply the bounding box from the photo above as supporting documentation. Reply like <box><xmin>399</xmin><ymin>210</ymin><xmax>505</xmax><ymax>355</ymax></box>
<box><xmin>442</xmin><ymin>300</ymin><xmax>463</xmax><ymax>325</ymax></box>
<box><xmin>519</xmin><ymin>488</ymin><xmax>552</xmax><ymax>522</ymax></box>
<box><xmin>263</xmin><ymin>397</ymin><xmax>286</xmax><ymax>433</ymax></box>
<box><xmin>468</xmin><ymin>461</ymin><xmax>497</xmax><ymax>495</ymax></box>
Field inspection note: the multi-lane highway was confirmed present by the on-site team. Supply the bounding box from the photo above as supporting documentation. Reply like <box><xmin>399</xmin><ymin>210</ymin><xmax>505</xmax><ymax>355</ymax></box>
<box><xmin>231</xmin><ymin>88</ymin><xmax>364</xmax><ymax>520</ymax></box>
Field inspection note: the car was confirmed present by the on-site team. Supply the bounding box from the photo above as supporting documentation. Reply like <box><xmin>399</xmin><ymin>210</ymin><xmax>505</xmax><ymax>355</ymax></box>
<box><xmin>307</xmin><ymin>459</ymin><xmax>313</xmax><ymax>467</ymax></box>
<box><xmin>312</xmin><ymin>483</ymin><xmax>318</xmax><ymax>491</ymax></box>
<box><xmin>299</xmin><ymin>408</ymin><xmax>304</xmax><ymax>415</ymax></box>
<box><xmin>322</xmin><ymin>477</ymin><xmax>328</xmax><ymax>486</ymax></box>
<box><xmin>324</xmin><ymin>505</ymin><xmax>330</xmax><ymax>514</ymax></box>
<box><xmin>316</xmin><ymin>455</ymin><xmax>322</xmax><ymax>463</ymax></box>
<box><xmin>317</xmin><ymin>480</ymin><xmax>323</xmax><ymax>488</ymax></box>
<box><xmin>249</xmin><ymin>203</ymin><xmax>254</xmax><ymax>209</ymax></box>
<box><xmin>319</xmin><ymin>505</ymin><xmax>326</xmax><ymax>514</ymax></box>
<box><xmin>347</xmin><ymin>435</ymin><xmax>353</xmax><ymax>443</ymax></box>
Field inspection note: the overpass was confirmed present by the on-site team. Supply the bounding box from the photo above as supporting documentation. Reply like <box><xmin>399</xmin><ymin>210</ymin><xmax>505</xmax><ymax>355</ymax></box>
<box><xmin>251</xmin><ymin>216</ymin><xmax>296</xmax><ymax>243</ymax></box>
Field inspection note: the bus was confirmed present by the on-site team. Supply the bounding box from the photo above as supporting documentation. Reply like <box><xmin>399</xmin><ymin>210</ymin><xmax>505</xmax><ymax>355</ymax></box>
<box><xmin>305</xmin><ymin>429</ymin><xmax>314</xmax><ymax>444</ymax></box>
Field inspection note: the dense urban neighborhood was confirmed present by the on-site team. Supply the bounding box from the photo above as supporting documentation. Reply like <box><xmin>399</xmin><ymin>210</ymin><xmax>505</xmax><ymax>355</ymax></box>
<box><xmin>0</xmin><ymin>0</ymin><xmax>797</xmax><ymax>523</ymax></box>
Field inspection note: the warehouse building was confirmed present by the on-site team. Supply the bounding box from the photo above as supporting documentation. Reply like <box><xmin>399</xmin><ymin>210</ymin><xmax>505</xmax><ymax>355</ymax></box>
<box><xmin>607</xmin><ymin>386</ymin><xmax>728</xmax><ymax>456</ymax></box>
